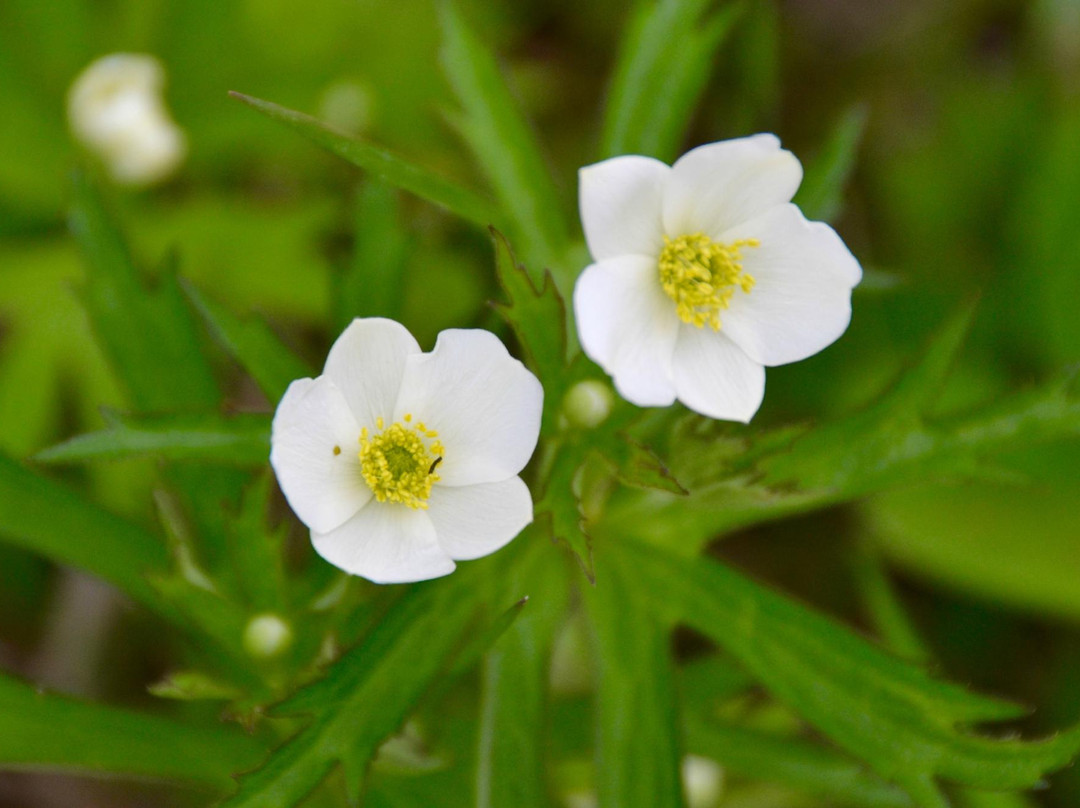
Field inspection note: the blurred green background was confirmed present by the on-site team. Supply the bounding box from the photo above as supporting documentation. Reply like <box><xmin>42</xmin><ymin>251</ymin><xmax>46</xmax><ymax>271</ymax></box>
<box><xmin>1</xmin><ymin>0</ymin><xmax>1078</xmax><ymax>805</ymax></box>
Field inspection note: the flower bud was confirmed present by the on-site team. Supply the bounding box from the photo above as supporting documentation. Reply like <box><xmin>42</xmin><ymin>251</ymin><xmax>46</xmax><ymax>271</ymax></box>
<box><xmin>242</xmin><ymin>613</ymin><xmax>293</xmax><ymax>660</ymax></box>
<box><xmin>562</xmin><ymin>380</ymin><xmax>614</xmax><ymax>429</ymax></box>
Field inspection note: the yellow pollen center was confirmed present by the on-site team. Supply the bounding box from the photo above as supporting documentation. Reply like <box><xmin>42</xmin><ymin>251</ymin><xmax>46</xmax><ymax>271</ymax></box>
<box><xmin>658</xmin><ymin>233</ymin><xmax>759</xmax><ymax>330</ymax></box>
<box><xmin>358</xmin><ymin>415</ymin><xmax>443</xmax><ymax>510</ymax></box>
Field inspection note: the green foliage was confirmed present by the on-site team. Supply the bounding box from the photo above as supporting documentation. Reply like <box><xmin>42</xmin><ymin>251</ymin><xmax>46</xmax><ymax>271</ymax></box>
<box><xmin>184</xmin><ymin>281</ymin><xmax>313</xmax><ymax>403</ymax></box>
<box><xmin>600</xmin><ymin>0</ymin><xmax>744</xmax><ymax>162</ymax></box>
<box><xmin>621</xmin><ymin>539</ymin><xmax>1080</xmax><ymax>804</ymax></box>
<box><xmin>0</xmin><ymin>672</ymin><xmax>265</xmax><ymax>788</ymax></box>
<box><xmin>794</xmin><ymin>105</ymin><xmax>869</xmax><ymax>223</ymax></box>
<box><xmin>230</xmin><ymin>92</ymin><xmax>502</xmax><ymax>231</ymax></box>
<box><xmin>35</xmin><ymin>411</ymin><xmax>270</xmax><ymax>466</ymax></box>
<box><xmin>0</xmin><ymin>454</ymin><xmax>167</xmax><ymax>610</ymax></box>
<box><xmin>438</xmin><ymin>2</ymin><xmax>571</xmax><ymax>284</ymax></box>
<box><xmin>586</xmin><ymin>550</ymin><xmax>683</xmax><ymax>808</ymax></box>
<box><xmin>223</xmin><ymin>564</ymin><xmax>524</xmax><ymax>807</ymax></box>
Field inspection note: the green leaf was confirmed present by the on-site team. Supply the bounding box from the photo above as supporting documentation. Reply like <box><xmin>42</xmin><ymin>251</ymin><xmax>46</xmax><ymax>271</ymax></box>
<box><xmin>0</xmin><ymin>454</ymin><xmax>168</xmax><ymax>610</ymax></box>
<box><xmin>183</xmin><ymin>280</ymin><xmax>312</xmax><ymax>403</ymax></box>
<box><xmin>490</xmin><ymin>229</ymin><xmax>568</xmax><ymax>393</ymax></box>
<box><xmin>148</xmin><ymin>670</ymin><xmax>243</xmax><ymax>702</ymax></box>
<box><xmin>537</xmin><ymin>444</ymin><xmax>593</xmax><ymax>582</ymax></box>
<box><xmin>34</xmin><ymin>412</ymin><xmax>270</xmax><ymax>466</ymax></box>
<box><xmin>438</xmin><ymin>2</ymin><xmax>570</xmax><ymax>282</ymax></box>
<box><xmin>612</xmin><ymin>3</ymin><xmax>743</xmax><ymax>162</ymax></box>
<box><xmin>223</xmin><ymin>567</ymin><xmax>515</xmax><ymax>808</ymax></box>
<box><xmin>336</xmin><ymin>180</ymin><xmax>410</xmax><ymax>332</ymax></box>
<box><xmin>230</xmin><ymin>92</ymin><xmax>500</xmax><ymax>231</ymax></box>
<box><xmin>476</xmin><ymin>547</ymin><xmax>568</xmax><ymax>808</ymax></box>
<box><xmin>685</xmin><ymin>717</ymin><xmax>914</xmax><ymax>807</ymax></box>
<box><xmin>0</xmin><ymin>671</ymin><xmax>264</xmax><ymax>788</ymax></box>
<box><xmin>620</xmin><ymin>540</ymin><xmax>1080</xmax><ymax>802</ymax></box>
<box><xmin>607</xmin><ymin>306</ymin><xmax>1080</xmax><ymax>552</ymax></box>
<box><xmin>224</xmin><ymin>473</ymin><xmax>288</xmax><ymax>614</ymax></box>
<box><xmin>69</xmin><ymin>172</ymin><xmax>219</xmax><ymax>413</ymax></box>
<box><xmin>593</xmin><ymin>436</ymin><xmax>687</xmax><ymax>496</ymax></box>
<box><xmin>600</xmin><ymin>0</ymin><xmax>741</xmax><ymax>161</ymax></box>
<box><xmin>584</xmin><ymin>548</ymin><xmax>683</xmax><ymax>808</ymax></box>
<box><xmin>794</xmin><ymin>105</ymin><xmax>869</xmax><ymax>223</ymax></box>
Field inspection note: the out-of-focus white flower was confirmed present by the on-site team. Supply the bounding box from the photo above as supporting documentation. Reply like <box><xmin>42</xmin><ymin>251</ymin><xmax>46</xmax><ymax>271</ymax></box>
<box><xmin>574</xmin><ymin>134</ymin><xmax>861</xmax><ymax>422</ymax></box>
<box><xmin>271</xmin><ymin>318</ymin><xmax>542</xmax><ymax>584</ymax></box>
<box><xmin>67</xmin><ymin>53</ymin><xmax>187</xmax><ymax>185</ymax></box>
<box><xmin>682</xmin><ymin>755</ymin><xmax>724</xmax><ymax>808</ymax></box>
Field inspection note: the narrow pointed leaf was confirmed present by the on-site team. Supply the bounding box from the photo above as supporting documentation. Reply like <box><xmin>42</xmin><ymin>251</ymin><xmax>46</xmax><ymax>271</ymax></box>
<box><xmin>620</xmin><ymin>540</ymin><xmax>1080</xmax><ymax>799</ymax></box>
<box><xmin>794</xmin><ymin>105</ymin><xmax>869</xmax><ymax>222</ymax></box>
<box><xmin>35</xmin><ymin>413</ymin><xmax>270</xmax><ymax>466</ymax></box>
<box><xmin>230</xmin><ymin>92</ymin><xmax>500</xmax><ymax>230</ymax></box>
<box><xmin>585</xmin><ymin>549</ymin><xmax>683</xmax><ymax>808</ymax></box>
<box><xmin>438</xmin><ymin>2</ymin><xmax>570</xmax><ymax>281</ymax></box>
<box><xmin>0</xmin><ymin>672</ymin><xmax>265</xmax><ymax>788</ymax></box>
<box><xmin>70</xmin><ymin>173</ymin><xmax>219</xmax><ymax>412</ymax></box>
<box><xmin>183</xmin><ymin>281</ymin><xmax>312</xmax><ymax>403</ymax></box>
<box><xmin>476</xmin><ymin>549</ymin><xmax>567</xmax><ymax>808</ymax></box>
<box><xmin>223</xmin><ymin>568</ymin><xmax>515</xmax><ymax>808</ymax></box>
<box><xmin>0</xmin><ymin>454</ymin><xmax>167</xmax><ymax>610</ymax></box>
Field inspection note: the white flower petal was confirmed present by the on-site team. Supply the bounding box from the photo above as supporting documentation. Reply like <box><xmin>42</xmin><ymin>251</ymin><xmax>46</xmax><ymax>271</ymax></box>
<box><xmin>579</xmin><ymin>155</ymin><xmax>669</xmax><ymax>261</ymax></box>
<box><xmin>427</xmin><ymin>477</ymin><xmax>533</xmax><ymax>560</ymax></box>
<box><xmin>662</xmin><ymin>134</ymin><xmax>802</xmax><ymax>237</ymax></box>
<box><xmin>719</xmin><ymin>204</ymin><xmax>861</xmax><ymax>366</ymax></box>
<box><xmin>311</xmin><ymin>501</ymin><xmax>455</xmax><ymax>584</ymax></box>
<box><xmin>573</xmin><ymin>255</ymin><xmax>679</xmax><ymax>407</ymax></box>
<box><xmin>394</xmin><ymin>330</ymin><xmax>542</xmax><ymax>487</ymax></box>
<box><xmin>270</xmin><ymin>376</ymin><xmax>371</xmax><ymax>534</ymax></box>
<box><xmin>672</xmin><ymin>325</ymin><xmax>765</xmax><ymax>422</ymax></box>
<box><xmin>323</xmin><ymin>318</ymin><xmax>421</xmax><ymax>429</ymax></box>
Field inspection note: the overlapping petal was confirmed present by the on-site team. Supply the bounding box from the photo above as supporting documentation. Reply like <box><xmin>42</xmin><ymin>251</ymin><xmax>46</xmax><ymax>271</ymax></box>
<box><xmin>662</xmin><ymin>134</ymin><xmax>802</xmax><ymax>239</ymax></box>
<box><xmin>270</xmin><ymin>376</ymin><xmax>370</xmax><ymax>534</ymax></box>
<box><xmin>394</xmin><ymin>329</ymin><xmax>543</xmax><ymax>487</ymax></box>
<box><xmin>579</xmin><ymin>155</ymin><xmax>669</xmax><ymax>261</ymax></box>
<box><xmin>719</xmin><ymin>204</ymin><xmax>861</xmax><ymax>366</ymax></box>
<box><xmin>311</xmin><ymin>501</ymin><xmax>454</xmax><ymax>584</ymax></box>
<box><xmin>574</xmin><ymin>255</ymin><xmax>679</xmax><ymax>407</ymax></box>
<box><xmin>671</xmin><ymin>326</ymin><xmax>765</xmax><ymax>423</ymax></box>
<box><xmin>323</xmin><ymin>317</ymin><xmax>421</xmax><ymax>429</ymax></box>
<box><xmin>426</xmin><ymin>477</ymin><xmax>533</xmax><ymax>560</ymax></box>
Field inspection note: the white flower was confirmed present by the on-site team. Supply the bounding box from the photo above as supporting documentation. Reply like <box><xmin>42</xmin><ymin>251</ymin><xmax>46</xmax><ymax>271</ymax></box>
<box><xmin>270</xmin><ymin>318</ymin><xmax>543</xmax><ymax>584</ymax></box>
<box><xmin>574</xmin><ymin>134</ymin><xmax>862</xmax><ymax>422</ymax></box>
<box><xmin>67</xmin><ymin>54</ymin><xmax>187</xmax><ymax>186</ymax></box>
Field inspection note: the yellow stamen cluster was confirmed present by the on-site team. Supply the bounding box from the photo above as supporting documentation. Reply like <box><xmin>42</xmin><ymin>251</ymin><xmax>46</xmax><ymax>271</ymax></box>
<box><xmin>658</xmin><ymin>233</ymin><xmax>758</xmax><ymax>330</ymax></box>
<box><xmin>358</xmin><ymin>415</ymin><xmax>443</xmax><ymax>510</ymax></box>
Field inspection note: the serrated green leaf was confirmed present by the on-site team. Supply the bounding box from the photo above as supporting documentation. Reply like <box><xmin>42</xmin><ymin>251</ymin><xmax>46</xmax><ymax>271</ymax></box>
<box><xmin>0</xmin><ymin>454</ymin><xmax>167</xmax><ymax>611</ymax></box>
<box><xmin>0</xmin><ymin>671</ymin><xmax>264</xmax><ymax>787</ymax></box>
<box><xmin>70</xmin><ymin>172</ymin><xmax>219</xmax><ymax>413</ymax></box>
<box><xmin>230</xmin><ymin>92</ymin><xmax>501</xmax><ymax>230</ymax></box>
<box><xmin>476</xmin><ymin>546</ymin><xmax>568</xmax><ymax>808</ymax></box>
<box><xmin>593</xmin><ymin>436</ymin><xmax>687</xmax><ymax>496</ymax></box>
<box><xmin>224</xmin><ymin>473</ymin><xmax>287</xmax><ymax>614</ymax></box>
<box><xmin>585</xmin><ymin>549</ymin><xmax>683</xmax><ymax>808</ymax></box>
<box><xmin>620</xmin><ymin>540</ymin><xmax>1080</xmax><ymax>802</ymax></box>
<box><xmin>794</xmin><ymin>105</ymin><xmax>869</xmax><ymax>223</ymax></box>
<box><xmin>685</xmin><ymin>717</ymin><xmax>914</xmax><ymax>807</ymax></box>
<box><xmin>34</xmin><ymin>412</ymin><xmax>270</xmax><ymax>466</ymax></box>
<box><xmin>537</xmin><ymin>445</ymin><xmax>593</xmax><ymax>582</ymax></box>
<box><xmin>223</xmin><ymin>567</ymin><xmax>513</xmax><ymax>808</ymax></box>
<box><xmin>336</xmin><ymin>180</ymin><xmax>410</xmax><ymax>332</ymax></box>
<box><xmin>600</xmin><ymin>0</ymin><xmax>741</xmax><ymax>161</ymax></box>
<box><xmin>438</xmin><ymin>2</ymin><xmax>570</xmax><ymax>282</ymax></box>
<box><xmin>183</xmin><ymin>280</ymin><xmax>312</xmax><ymax>403</ymax></box>
<box><xmin>490</xmin><ymin>228</ymin><xmax>567</xmax><ymax>391</ymax></box>
<box><xmin>607</xmin><ymin>307</ymin><xmax>1080</xmax><ymax>551</ymax></box>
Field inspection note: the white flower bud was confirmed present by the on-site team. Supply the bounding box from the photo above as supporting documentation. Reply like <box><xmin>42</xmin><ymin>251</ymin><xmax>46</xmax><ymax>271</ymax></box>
<box><xmin>682</xmin><ymin>755</ymin><xmax>723</xmax><ymax>808</ymax></box>
<box><xmin>562</xmin><ymin>380</ymin><xmax>614</xmax><ymax>429</ymax></box>
<box><xmin>242</xmin><ymin>613</ymin><xmax>293</xmax><ymax>659</ymax></box>
<box><xmin>67</xmin><ymin>54</ymin><xmax>187</xmax><ymax>186</ymax></box>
